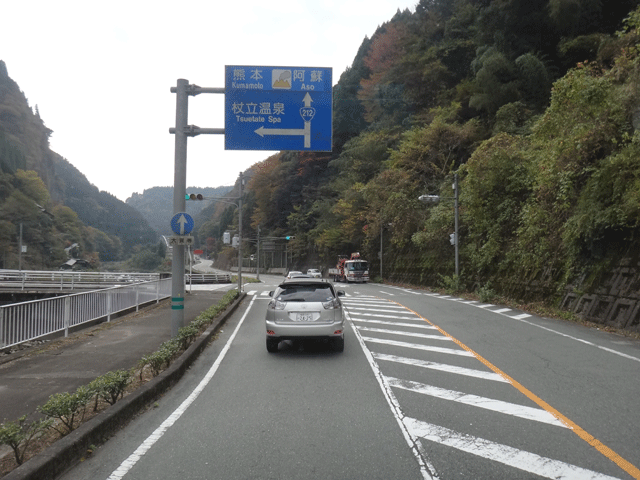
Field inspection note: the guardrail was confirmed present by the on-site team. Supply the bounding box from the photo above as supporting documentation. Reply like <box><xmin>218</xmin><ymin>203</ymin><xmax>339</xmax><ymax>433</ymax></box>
<box><xmin>185</xmin><ymin>273</ymin><xmax>232</xmax><ymax>284</ymax></box>
<box><xmin>0</xmin><ymin>278</ymin><xmax>172</xmax><ymax>350</ymax></box>
<box><xmin>0</xmin><ymin>269</ymin><xmax>160</xmax><ymax>291</ymax></box>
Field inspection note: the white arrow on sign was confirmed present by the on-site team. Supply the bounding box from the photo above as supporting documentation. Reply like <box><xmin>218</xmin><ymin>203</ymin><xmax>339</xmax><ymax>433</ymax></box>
<box><xmin>177</xmin><ymin>214</ymin><xmax>188</xmax><ymax>235</ymax></box>
<box><xmin>254</xmin><ymin>93</ymin><xmax>314</xmax><ymax>148</ymax></box>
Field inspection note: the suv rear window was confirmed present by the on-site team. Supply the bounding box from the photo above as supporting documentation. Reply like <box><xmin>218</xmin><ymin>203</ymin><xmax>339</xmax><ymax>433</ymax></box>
<box><xmin>276</xmin><ymin>285</ymin><xmax>334</xmax><ymax>302</ymax></box>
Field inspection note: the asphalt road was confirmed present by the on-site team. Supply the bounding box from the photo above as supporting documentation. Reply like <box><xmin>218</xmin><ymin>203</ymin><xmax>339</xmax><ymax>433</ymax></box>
<box><xmin>59</xmin><ymin>277</ymin><xmax>640</xmax><ymax>480</ymax></box>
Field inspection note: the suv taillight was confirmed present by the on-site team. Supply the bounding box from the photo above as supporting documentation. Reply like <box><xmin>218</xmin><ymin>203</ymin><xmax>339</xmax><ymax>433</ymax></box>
<box><xmin>322</xmin><ymin>298</ymin><xmax>340</xmax><ymax>310</ymax></box>
<box><xmin>268</xmin><ymin>300</ymin><xmax>286</xmax><ymax>310</ymax></box>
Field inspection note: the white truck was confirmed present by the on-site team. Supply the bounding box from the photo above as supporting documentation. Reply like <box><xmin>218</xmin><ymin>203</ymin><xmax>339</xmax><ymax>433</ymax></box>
<box><xmin>330</xmin><ymin>252</ymin><xmax>369</xmax><ymax>283</ymax></box>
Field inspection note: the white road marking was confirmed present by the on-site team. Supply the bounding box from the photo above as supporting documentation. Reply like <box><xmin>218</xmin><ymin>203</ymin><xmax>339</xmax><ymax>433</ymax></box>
<box><xmin>372</xmin><ymin>353</ymin><xmax>508</xmax><ymax>382</ymax></box>
<box><xmin>387</xmin><ymin>377</ymin><xmax>567</xmax><ymax>427</ymax></box>
<box><xmin>491</xmin><ymin>308</ymin><xmax>512</xmax><ymax>314</ymax></box>
<box><xmin>107</xmin><ymin>298</ymin><xmax>256</xmax><ymax>480</ymax></box>
<box><xmin>405</xmin><ymin>418</ymin><xmax>621</xmax><ymax>480</ymax></box>
<box><xmin>357</xmin><ymin>326</ymin><xmax>452</xmax><ymax>342</ymax></box>
<box><xmin>361</xmin><ymin>336</ymin><xmax>474</xmax><ymax>357</ymax></box>
<box><xmin>346</xmin><ymin>305</ymin><xmax>410</xmax><ymax>312</ymax></box>
<box><xmin>350</xmin><ymin>318</ymin><xmax>438</xmax><ymax>330</ymax></box>
<box><xmin>347</xmin><ymin>311</ymin><xmax>425</xmax><ymax>321</ymax></box>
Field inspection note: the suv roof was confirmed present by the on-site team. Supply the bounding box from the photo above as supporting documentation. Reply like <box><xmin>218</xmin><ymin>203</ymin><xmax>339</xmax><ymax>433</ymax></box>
<box><xmin>280</xmin><ymin>278</ymin><xmax>330</xmax><ymax>286</ymax></box>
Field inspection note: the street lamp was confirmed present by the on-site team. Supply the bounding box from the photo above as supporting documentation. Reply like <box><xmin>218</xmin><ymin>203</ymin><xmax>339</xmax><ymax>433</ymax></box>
<box><xmin>419</xmin><ymin>173</ymin><xmax>459</xmax><ymax>277</ymax></box>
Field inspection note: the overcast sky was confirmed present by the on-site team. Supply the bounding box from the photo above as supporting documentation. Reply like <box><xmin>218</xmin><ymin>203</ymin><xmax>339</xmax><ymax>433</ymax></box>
<box><xmin>1</xmin><ymin>0</ymin><xmax>416</xmax><ymax>202</ymax></box>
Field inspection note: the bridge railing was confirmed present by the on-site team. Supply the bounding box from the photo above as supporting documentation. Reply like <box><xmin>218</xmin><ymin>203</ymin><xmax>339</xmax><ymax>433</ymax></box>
<box><xmin>185</xmin><ymin>273</ymin><xmax>232</xmax><ymax>284</ymax></box>
<box><xmin>0</xmin><ymin>270</ymin><xmax>160</xmax><ymax>291</ymax></box>
<box><xmin>0</xmin><ymin>278</ymin><xmax>172</xmax><ymax>350</ymax></box>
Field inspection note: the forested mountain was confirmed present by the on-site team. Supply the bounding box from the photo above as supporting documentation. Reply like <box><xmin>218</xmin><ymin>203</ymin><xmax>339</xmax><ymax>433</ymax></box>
<box><xmin>0</xmin><ymin>61</ymin><xmax>157</xmax><ymax>269</ymax></box>
<box><xmin>127</xmin><ymin>185</ymin><xmax>233</xmax><ymax>236</ymax></box>
<box><xmin>203</xmin><ymin>0</ymin><xmax>640</xmax><ymax>315</ymax></box>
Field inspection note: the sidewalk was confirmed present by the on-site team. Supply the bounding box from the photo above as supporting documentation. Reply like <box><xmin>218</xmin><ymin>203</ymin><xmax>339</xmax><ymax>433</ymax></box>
<box><xmin>0</xmin><ymin>287</ymin><xmax>244</xmax><ymax>479</ymax></box>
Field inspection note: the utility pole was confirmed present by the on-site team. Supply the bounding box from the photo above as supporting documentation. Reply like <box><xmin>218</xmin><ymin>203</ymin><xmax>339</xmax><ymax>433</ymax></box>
<box><xmin>237</xmin><ymin>171</ymin><xmax>243</xmax><ymax>292</ymax></box>
<box><xmin>18</xmin><ymin>223</ymin><xmax>23</xmax><ymax>271</ymax></box>
<box><xmin>380</xmin><ymin>223</ymin><xmax>383</xmax><ymax>281</ymax></box>
<box><xmin>170</xmin><ymin>79</ymin><xmax>188</xmax><ymax>338</ymax></box>
<box><xmin>256</xmin><ymin>225</ymin><xmax>261</xmax><ymax>281</ymax></box>
<box><xmin>454</xmin><ymin>173</ymin><xmax>459</xmax><ymax>277</ymax></box>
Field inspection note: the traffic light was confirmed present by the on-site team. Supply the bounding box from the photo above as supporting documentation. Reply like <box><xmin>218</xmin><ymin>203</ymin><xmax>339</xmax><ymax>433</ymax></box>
<box><xmin>449</xmin><ymin>233</ymin><xmax>457</xmax><ymax>245</ymax></box>
<box><xmin>285</xmin><ymin>235</ymin><xmax>295</xmax><ymax>240</ymax></box>
<box><xmin>185</xmin><ymin>193</ymin><xmax>204</xmax><ymax>201</ymax></box>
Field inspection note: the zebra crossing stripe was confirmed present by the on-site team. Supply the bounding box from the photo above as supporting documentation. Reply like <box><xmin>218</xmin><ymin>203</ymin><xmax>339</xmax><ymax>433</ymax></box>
<box><xmin>357</xmin><ymin>326</ymin><xmax>452</xmax><ymax>342</ymax></box>
<box><xmin>372</xmin><ymin>353</ymin><xmax>508</xmax><ymax>382</ymax></box>
<box><xmin>387</xmin><ymin>377</ymin><xmax>566</xmax><ymax>427</ymax></box>
<box><xmin>347</xmin><ymin>305</ymin><xmax>409</xmax><ymax>311</ymax></box>
<box><xmin>347</xmin><ymin>311</ymin><xmax>423</xmax><ymax>321</ymax></box>
<box><xmin>361</xmin><ymin>336</ymin><xmax>474</xmax><ymax>357</ymax></box>
<box><xmin>405</xmin><ymin>418</ymin><xmax>620</xmax><ymax>480</ymax></box>
<box><xmin>350</xmin><ymin>318</ymin><xmax>438</xmax><ymax>330</ymax></box>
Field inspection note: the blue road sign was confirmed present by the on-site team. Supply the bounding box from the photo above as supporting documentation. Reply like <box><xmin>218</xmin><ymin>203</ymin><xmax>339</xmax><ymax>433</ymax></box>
<box><xmin>170</xmin><ymin>212</ymin><xmax>194</xmax><ymax>235</ymax></box>
<box><xmin>225</xmin><ymin>66</ymin><xmax>332</xmax><ymax>151</ymax></box>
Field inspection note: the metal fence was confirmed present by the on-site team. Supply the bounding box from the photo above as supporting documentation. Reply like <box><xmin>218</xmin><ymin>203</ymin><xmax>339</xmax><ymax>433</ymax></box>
<box><xmin>0</xmin><ymin>278</ymin><xmax>172</xmax><ymax>349</ymax></box>
<box><xmin>0</xmin><ymin>269</ymin><xmax>160</xmax><ymax>291</ymax></box>
<box><xmin>185</xmin><ymin>273</ymin><xmax>232</xmax><ymax>284</ymax></box>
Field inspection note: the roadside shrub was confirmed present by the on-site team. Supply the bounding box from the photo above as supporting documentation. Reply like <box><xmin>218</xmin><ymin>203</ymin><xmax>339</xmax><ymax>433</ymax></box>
<box><xmin>0</xmin><ymin>415</ymin><xmax>53</xmax><ymax>465</ymax></box>
<box><xmin>176</xmin><ymin>324</ymin><xmax>200</xmax><ymax>350</ymax></box>
<box><xmin>141</xmin><ymin>339</ymin><xmax>181</xmax><ymax>376</ymax></box>
<box><xmin>439</xmin><ymin>274</ymin><xmax>464</xmax><ymax>295</ymax></box>
<box><xmin>476</xmin><ymin>282</ymin><xmax>497</xmax><ymax>303</ymax></box>
<box><xmin>88</xmin><ymin>369</ymin><xmax>132</xmax><ymax>410</ymax></box>
<box><xmin>38</xmin><ymin>385</ymin><xmax>93</xmax><ymax>436</ymax></box>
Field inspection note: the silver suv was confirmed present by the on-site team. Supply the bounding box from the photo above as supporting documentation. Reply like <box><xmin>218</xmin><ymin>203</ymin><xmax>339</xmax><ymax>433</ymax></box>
<box><xmin>266</xmin><ymin>279</ymin><xmax>345</xmax><ymax>352</ymax></box>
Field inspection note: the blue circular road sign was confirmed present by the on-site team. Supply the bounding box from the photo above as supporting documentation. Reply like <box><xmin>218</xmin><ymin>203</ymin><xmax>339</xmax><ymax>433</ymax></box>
<box><xmin>170</xmin><ymin>212</ymin><xmax>194</xmax><ymax>235</ymax></box>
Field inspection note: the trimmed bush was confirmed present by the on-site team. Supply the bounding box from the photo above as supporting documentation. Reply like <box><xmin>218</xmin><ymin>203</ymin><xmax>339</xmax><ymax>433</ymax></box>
<box><xmin>37</xmin><ymin>386</ymin><xmax>93</xmax><ymax>436</ymax></box>
<box><xmin>88</xmin><ymin>369</ymin><xmax>132</xmax><ymax>411</ymax></box>
<box><xmin>0</xmin><ymin>415</ymin><xmax>53</xmax><ymax>465</ymax></box>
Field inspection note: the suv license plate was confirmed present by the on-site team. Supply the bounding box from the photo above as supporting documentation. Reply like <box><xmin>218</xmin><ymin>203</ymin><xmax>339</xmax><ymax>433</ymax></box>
<box><xmin>296</xmin><ymin>313</ymin><xmax>313</xmax><ymax>322</ymax></box>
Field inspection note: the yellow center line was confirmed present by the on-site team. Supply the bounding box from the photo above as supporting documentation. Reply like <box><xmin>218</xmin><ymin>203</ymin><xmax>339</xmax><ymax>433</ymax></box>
<box><xmin>397</xmin><ymin>302</ymin><xmax>640</xmax><ymax>479</ymax></box>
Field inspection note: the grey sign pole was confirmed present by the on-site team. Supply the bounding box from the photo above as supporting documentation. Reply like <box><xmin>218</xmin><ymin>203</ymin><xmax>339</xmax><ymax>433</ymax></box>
<box><xmin>238</xmin><ymin>171</ymin><xmax>243</xmax><ymax>292</ymax></box>
<box><xmin>256</xmin><ymin>225</ymin><xmax>260</xmax><ymax>282</ymax></box>
<box><xmin>170</xmin><ymin>79</ymin><xmax>189</xmax><ymax>337</ymax></box>
<box><xmin>169</xmin><ymin>80</ymin><xmax>226</xmax><ymax>338</ymax></box>
<box><xmin>454</xmin><ymin>173</ymin><xmax>459</xmax><ymax>278</ymax></box>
